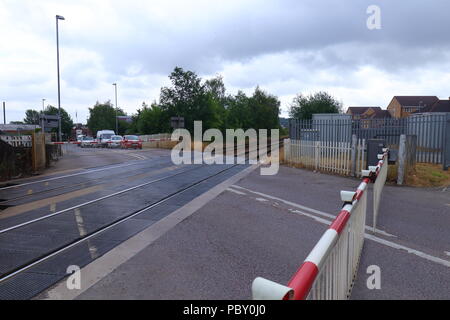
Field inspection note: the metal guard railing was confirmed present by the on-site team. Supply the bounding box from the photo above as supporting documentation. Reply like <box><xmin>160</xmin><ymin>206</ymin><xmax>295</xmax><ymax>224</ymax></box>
<box><xmin>252</xmin><ymin>149</ymin><xmax>389</xmax><ymax>300</ymax></box>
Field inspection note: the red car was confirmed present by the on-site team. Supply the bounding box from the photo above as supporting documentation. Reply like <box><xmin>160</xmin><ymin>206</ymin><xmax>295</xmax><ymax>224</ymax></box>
<box><xmin>121</xmin><ymin>135</ymin><xmax>143</xmax><ymax>149</ymax></box>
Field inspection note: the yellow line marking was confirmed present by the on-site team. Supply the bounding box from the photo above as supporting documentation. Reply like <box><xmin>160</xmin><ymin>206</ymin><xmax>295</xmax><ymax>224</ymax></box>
<box><xmin>74</xmin><ymin>208</ymin><xmax>87</xmax><ymax>237</ymax></box>
<box><xmin>0</xmin><ymin>165</ymin><xmax>178</xmax><ymax>220</ymax></box>
<box><xmin>0</xmin><ymin>185</ymin><xmax>103</xmax><ymax>220</ymax></box>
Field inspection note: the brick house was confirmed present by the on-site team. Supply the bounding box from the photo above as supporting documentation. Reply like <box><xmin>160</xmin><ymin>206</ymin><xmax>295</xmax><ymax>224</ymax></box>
<box><xmin>386</xmin><ymin>96</ymin><xmax>439</xmax><ymax>118</ymax></box>
<box><xmin>418</xmin><ymin>98</ymin><xmax>450</xmax><ymax>113</ymax></box>
<box><xmin>346</xmin><ymin>106</ymin><xmax>391</xmax><ymax>120</ymax></box>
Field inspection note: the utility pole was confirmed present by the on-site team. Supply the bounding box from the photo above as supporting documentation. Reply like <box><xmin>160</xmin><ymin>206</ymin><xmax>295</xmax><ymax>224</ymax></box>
<box><xmin>2</xmin><ymin>102</ymin><xmax>5</xmax><ymax>124</ymax></box>
<box><xmin>56</xmin><ymin>15</ymin><xmax>65</xmax><ymax>141</ymax></box>
<box><xmin>42</xmin><ymin>99</ymin><xmax>46</xmax><ymax>133</ymax></box>
<box><xmin>113</xmin><ymin>83</ymin><xmax>118</xmax><ymax>134</ymax></box>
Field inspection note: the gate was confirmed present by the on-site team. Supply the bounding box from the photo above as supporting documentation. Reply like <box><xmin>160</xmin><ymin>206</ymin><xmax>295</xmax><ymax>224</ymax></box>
<box><xmin>444</xmin><ymin>114</ymin><xmax>450</xmax><ymax>170</ymax></box>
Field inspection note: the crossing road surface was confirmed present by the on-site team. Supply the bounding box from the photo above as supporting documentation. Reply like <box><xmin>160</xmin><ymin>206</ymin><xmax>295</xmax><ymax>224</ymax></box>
<box><xmin>59</xmin><ymin>166</ymin><xmax>449</xmax><ymax>300</ymax></box>
<box><xmin>1</xmin><ymin>145</ymin><xmax>448</xmax><ymax>300</ymax></box>
<box><xmin>0</xmin><ymin>146</ymin><xmax>249</xmax><ymax>299</ymax></box>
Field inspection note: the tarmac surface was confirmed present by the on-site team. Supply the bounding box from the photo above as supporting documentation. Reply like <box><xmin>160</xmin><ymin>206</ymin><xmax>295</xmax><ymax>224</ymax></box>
<box><xmin>0</xmin><ymin>145</ymin><xmax>249</xmax><ymax>299</ymax></box>
<box><xmin>39</xmin><ymin>165</ymin><xmax>449</xmax><ymax>300</ymax></box>
<box><xmin>1</xmin><ymin>145</ymin><xmax>449</xmax><ymax>299</ymax></box>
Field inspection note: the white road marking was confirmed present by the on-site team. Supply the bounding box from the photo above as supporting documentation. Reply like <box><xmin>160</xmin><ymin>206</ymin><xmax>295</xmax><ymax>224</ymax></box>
<box><xmin>289</xmin><ymin>209</ymin><xmax>333</xmax><ymax>225</ymax></box>
<box><xmin>226</xmin><ymin>188</ymin><xmax>246</xmax><ymax>195</ymax></box>
<box><xmin>230</xmin><ymin>185</ymin><xmax>335</xmax><ymax>220</ymax></box>
<box><xmin>128</xmin><ymin>153</ymin><xmax>147</xmax><ymax>160</ymax></box>
<box><xmin>229</xmin><ymin>185</ymin><xmax>396</xmax><ymax>237</ymax></box>
<box><xmin>365</xmin><ymin>235</ymin><xmax>450</xmax><ymax>268</ymax></box>
<box><xmin>227</xmin><ymin>186</ymin><xmax>450</xmax><ymax>268</ymax></box>
<box><xmin>290</xmin><ymin>208</ymin><xmax>450</xmax><ymax>268</ymax></box>
<box><xmin>255</xmin><ymin>198</ymin><xmax>269</xmax><ymax>202</ymax></box>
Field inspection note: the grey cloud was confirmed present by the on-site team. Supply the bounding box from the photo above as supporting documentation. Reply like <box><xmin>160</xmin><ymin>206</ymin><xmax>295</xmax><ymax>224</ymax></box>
<box><xmin>59</xmin><ymin>0</ymin><xmax>450</xmax><ymax>77</ymax></box>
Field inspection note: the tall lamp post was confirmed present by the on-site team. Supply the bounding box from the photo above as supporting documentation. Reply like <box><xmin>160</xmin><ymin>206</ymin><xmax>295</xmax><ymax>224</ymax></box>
<box><xmin>42</xmin><ymin>98</ymin><xmax>46</xmax><ymax>133</ymax></box>
<box><xmin>112</xmin><ymin>83</ymin><xmax>118</xmax><ymax>134</ymax></box>
<box><xmin>56</xmin><ymin>14</ymin><xmax>65</xmax><ymax>141</ymax></box>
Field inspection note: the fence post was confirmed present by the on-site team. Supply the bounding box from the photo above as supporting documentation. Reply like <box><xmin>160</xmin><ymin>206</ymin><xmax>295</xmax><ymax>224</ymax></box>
<box><xmin>314</xmin><ymin>141</ymin><xmax>320</xmax><ymax>171</ymax></box>
<box><xmin>397</xmin><ymin>134</ymin><xmax>407</xmax><ymax>185</ymax></box>
<box><xmin>284</xmin><ymin>139</ymin><xmax>290</xmax><ymax>164</ymax></box>
<box><xmin>350</xmin><ymin>134</ymin><xmax>357</xmax><ymax>177</ymax></box>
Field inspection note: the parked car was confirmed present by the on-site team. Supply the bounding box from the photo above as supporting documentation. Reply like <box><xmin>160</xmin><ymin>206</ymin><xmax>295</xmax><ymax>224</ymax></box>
<box><xmin>109</xmin><ymin>135</ymin><xmax>123</xmax><ymax>148</ymax></box>
<box><xmin>96</xmin><ymin>130</ymin><xmax>115</xmax><ymax>148</ymax></box>
<box><xmin>121</xmin><ymin>135</ymin><xmax>143</xmax><ymax>149</ymax></box>
<box><xmin>80</xmin><ymin>136</ymin><xmax>95</xmax><ymax>148</ymax></box>
<box><xmin>76</xmin><ymin>135</ymin><xmax>85</xmax><ymax>146</ymax></box>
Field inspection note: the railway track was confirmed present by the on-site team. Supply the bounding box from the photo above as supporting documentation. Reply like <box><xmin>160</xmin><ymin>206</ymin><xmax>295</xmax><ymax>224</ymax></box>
<box><xmin>0</xmin><ymin>157</ymin><xmax>176</xmax><ymax>206</ymax></box>
<box><xmin>0</xmin><ymin>139</ymin><xmax>282</xmax><ymax>299</ymax></box>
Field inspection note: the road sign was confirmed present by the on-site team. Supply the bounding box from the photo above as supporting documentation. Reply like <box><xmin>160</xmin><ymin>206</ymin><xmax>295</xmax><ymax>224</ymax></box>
<box><xmin>171</xmin><ymin>116</ymin><xmax>184</xmax><ymax>129</ymax></box>
<box><xmin>40</xmin><ymin>114</ymin><xmax>60</xmax><ymax>128</ymax></box>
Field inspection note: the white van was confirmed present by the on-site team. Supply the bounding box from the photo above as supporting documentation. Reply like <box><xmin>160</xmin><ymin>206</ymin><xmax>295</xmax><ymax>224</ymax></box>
<box><xmin>96</xmin><ymin>130</ymin><xmax>115</xmax><ymax>148</ymax></box>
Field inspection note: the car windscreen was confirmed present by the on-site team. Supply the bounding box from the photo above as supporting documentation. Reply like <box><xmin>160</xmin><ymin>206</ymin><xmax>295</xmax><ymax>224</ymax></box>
<box><xmin>125</xmin><ymin>135</ymin><xmax>139</xmax><ymax>140</ymax></box>
<box><xmin>100</xmin><ymin>134</ymin><xmax>113</xmax><ymax>139</ymax></box>
<box><xmin>112</xmin><ymin>137</ymin><xmax>122</xmax><ymax>140</ymax></box>
<box><xmin>83</xmin><ymin>137</ymin><xmax>93</xmax><ymax>141</ymax></box>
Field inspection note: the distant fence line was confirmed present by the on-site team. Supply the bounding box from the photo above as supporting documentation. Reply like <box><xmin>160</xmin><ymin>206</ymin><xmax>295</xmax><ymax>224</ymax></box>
<box><xmin>138</xmin><ymin>133</ymin><xmax>172</xmax><ymax>142</ymax></box>
<box><xmin>289</xmin><ymin>113</ymin><xmax>450</xmax><ymax>165</ymax></box>
<box><xmin>284</xmin><ymin>137</ymin><xmax>366</xmax><ymax>177</ymax></box>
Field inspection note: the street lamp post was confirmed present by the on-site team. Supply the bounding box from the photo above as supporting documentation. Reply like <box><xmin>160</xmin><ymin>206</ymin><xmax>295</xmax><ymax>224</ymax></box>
<box><xmin>42</xmin><ymin>98</ymin><xmax>46</xmax><ymax>132</ymax></box>
<box><xmin>56</xmin><ymin>14</ymin><xmax>65</xmax><ymax>142</ymax></box>
<box><xmin>112</xmin><ymin>83</ymin><xmax>118</xmax><ymax>134</ymax></box>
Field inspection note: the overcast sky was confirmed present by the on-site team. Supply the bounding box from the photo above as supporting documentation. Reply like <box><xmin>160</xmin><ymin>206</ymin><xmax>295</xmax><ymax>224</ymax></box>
<box><xmin>1</xmin><ymin>0</ymin><xmax>450</xmax><ymax>123</ymax></box>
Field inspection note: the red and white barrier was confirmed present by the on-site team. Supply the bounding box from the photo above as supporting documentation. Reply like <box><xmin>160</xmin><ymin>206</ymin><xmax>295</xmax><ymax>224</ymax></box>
<box><xmin>372</xmin><ymin>148</ymin><xmax>389</xmax><ymax>232</ymax></box>
<box><xmin>252</xmin><ymin>149</ymin><xmax>389</xmax><ymax>300</ymax></box>
<box><xmin>48</xmin><ymin>141</ymin><xmax>81</xmax><ymax>145</ymax></box>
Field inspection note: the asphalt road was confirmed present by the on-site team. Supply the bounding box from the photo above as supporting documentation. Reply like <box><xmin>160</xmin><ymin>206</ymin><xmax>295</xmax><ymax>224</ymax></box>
<box><xmin>71</xmin><ymin>166</ymin><xmax>449</xmax><ymax>300</ymax></box>
<box><xmin>1</xmin><ymin>145</ymin><xmax>448</xmax><ymax>299</ymax></box>
<box><xmin>0</xmin><ymin>145</ymin><xmax>249</xmax><ymax>299</ymax></box>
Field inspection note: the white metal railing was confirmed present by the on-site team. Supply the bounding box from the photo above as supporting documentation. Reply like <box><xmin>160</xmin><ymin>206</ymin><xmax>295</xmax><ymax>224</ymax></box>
<box><xmin>284</xmin><ymin>138</ymin><xmax>366</xmax><ymax>177</ymax></box>
<box><xmin>252</xmin><ymin>150</ymin><xmax>390</xmax><ymax>300</ymax></box>
<box><xmin>0</xmin><ymin>135</ymin><xmax>32</xmax><ymax>147</ymax></box>
<box><xmin>307</xmin><ymin>189</ymin><xmax>367</xmax><ymax>299</ymax></box>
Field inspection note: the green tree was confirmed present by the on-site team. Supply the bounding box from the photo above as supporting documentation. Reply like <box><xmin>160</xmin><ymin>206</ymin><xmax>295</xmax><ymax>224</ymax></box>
<box><xmin>87</xmin><ymin>101</ymin><xmax>126</xmax><ymax>136</ymax></box>
<box><xmin>159</xmin><ymin>67</ymin><xmax>221</xmax><ymax>133</ymax></box>
<box><xmin>225</xmin><ymin>87</ymin><xmax>280</xmax><ymax>131</ymax></box>
<box><xmin>43</xmin><ymin>105</ymin><xmax>74</xmax><ymax>139</ymax></box>
<box><xmin>289</xmin><ymin>91</ymin><xmax>342</xmax><ymax>120</ymax></box>
<box><xmin>23</xmin><ymin>109</ymin><xmax>40</xmax><ymax>125</ymax></box>
<box><xmin>225</xmin><ymin>91</ymin><xmax>252</xmax><ymax>130</ymax></box>
<box><xmin>136</xmin><ymin>103</ymin><xmax>170</xmax><ymax>134</ymax></box>
<box><xmin>248</xmin><ymin>86</ymin><xmax>280</xmax><ymax>130</ymax></box>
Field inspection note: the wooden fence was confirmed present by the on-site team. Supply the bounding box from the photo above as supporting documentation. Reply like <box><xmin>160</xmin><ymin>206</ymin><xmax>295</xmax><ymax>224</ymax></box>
<box><xmin>284</xmin><ymin>138</ymin><xmax>366</xmax><ymax>177</ymax></box>
<box><xmin>0</xmin><ymin>135</ymin><xmax>32</xmax><ymax>147</ymax></box>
